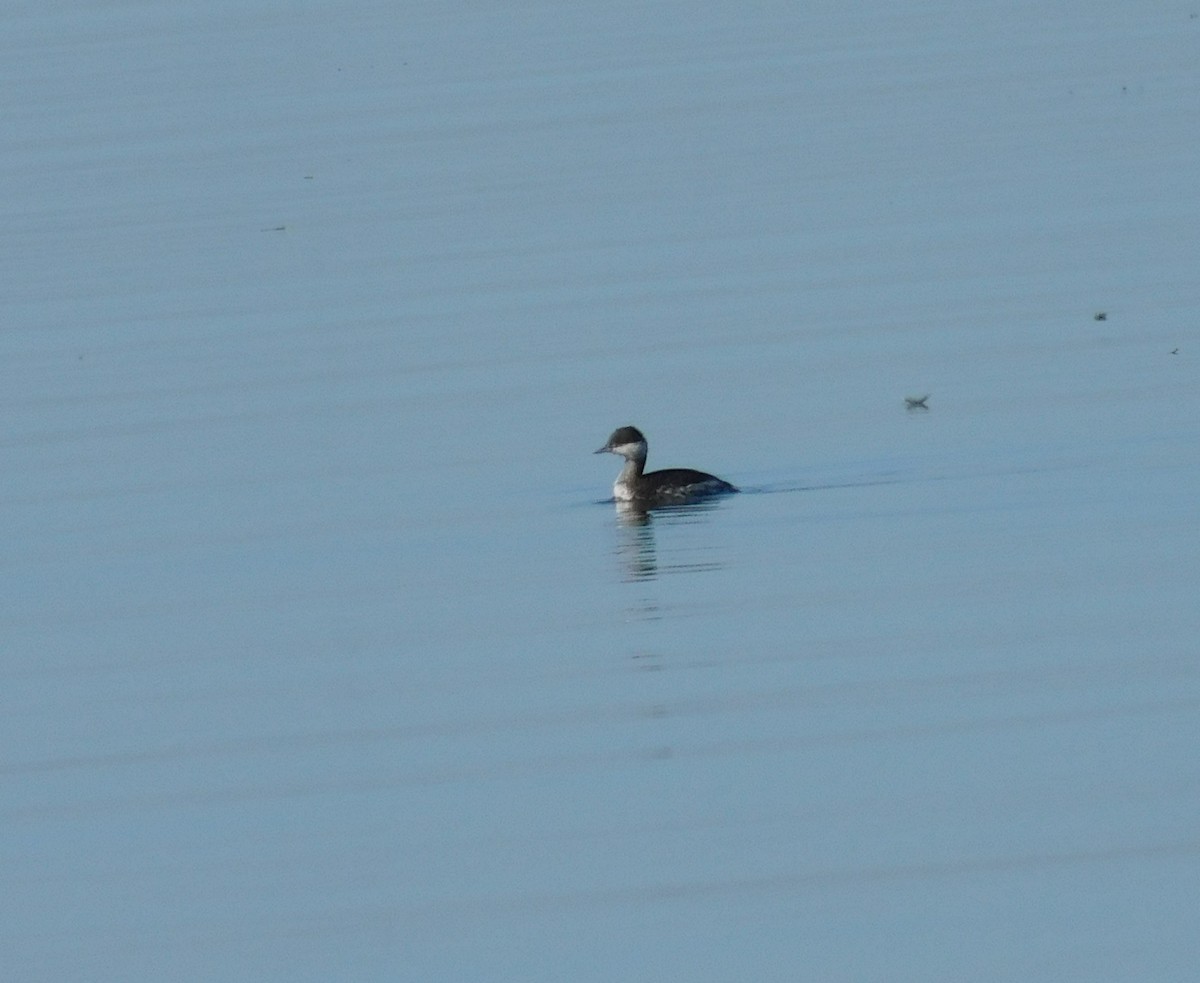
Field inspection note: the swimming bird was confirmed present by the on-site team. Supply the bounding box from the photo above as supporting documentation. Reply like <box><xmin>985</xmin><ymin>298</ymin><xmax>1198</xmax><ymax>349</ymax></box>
<box><xmin>594</xmin><ymin>426</ymin><xmax>737</xmax><ymax>505</ymax></box>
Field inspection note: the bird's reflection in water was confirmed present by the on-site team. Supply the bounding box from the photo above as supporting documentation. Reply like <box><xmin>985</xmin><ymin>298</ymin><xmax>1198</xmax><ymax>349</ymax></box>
<box><xmin>610</xmin><ymin>498</ymin><xmax>729</xmax><ymax>583</ymax></box>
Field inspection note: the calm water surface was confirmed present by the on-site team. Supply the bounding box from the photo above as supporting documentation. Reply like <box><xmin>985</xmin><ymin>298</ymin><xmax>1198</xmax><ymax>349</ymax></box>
<box><xmin>4</xmin><ymin>1</ymin><xmax>1199</xmax><ymax>980</ymax></box>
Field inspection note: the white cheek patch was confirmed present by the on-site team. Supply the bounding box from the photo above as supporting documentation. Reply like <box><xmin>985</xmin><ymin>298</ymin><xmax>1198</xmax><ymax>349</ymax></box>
<box><xmin>611</xmin><ymin>441</ymin><xmax>646</xmax><ymax>458</ymax></box>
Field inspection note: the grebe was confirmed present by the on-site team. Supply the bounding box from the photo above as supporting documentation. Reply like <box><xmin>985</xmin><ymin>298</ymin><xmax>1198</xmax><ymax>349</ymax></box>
<box><xmin>594</xmin><ymin>426</ymin><xmax>737</xmax><ymax>504</ymax></box>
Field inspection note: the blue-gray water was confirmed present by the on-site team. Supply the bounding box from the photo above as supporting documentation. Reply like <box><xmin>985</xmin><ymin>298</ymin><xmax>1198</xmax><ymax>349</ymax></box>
<box><xmin>4</xmin><ymin>2</ymin><xmax>1199</xmax><ymax>980</ymax></box>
